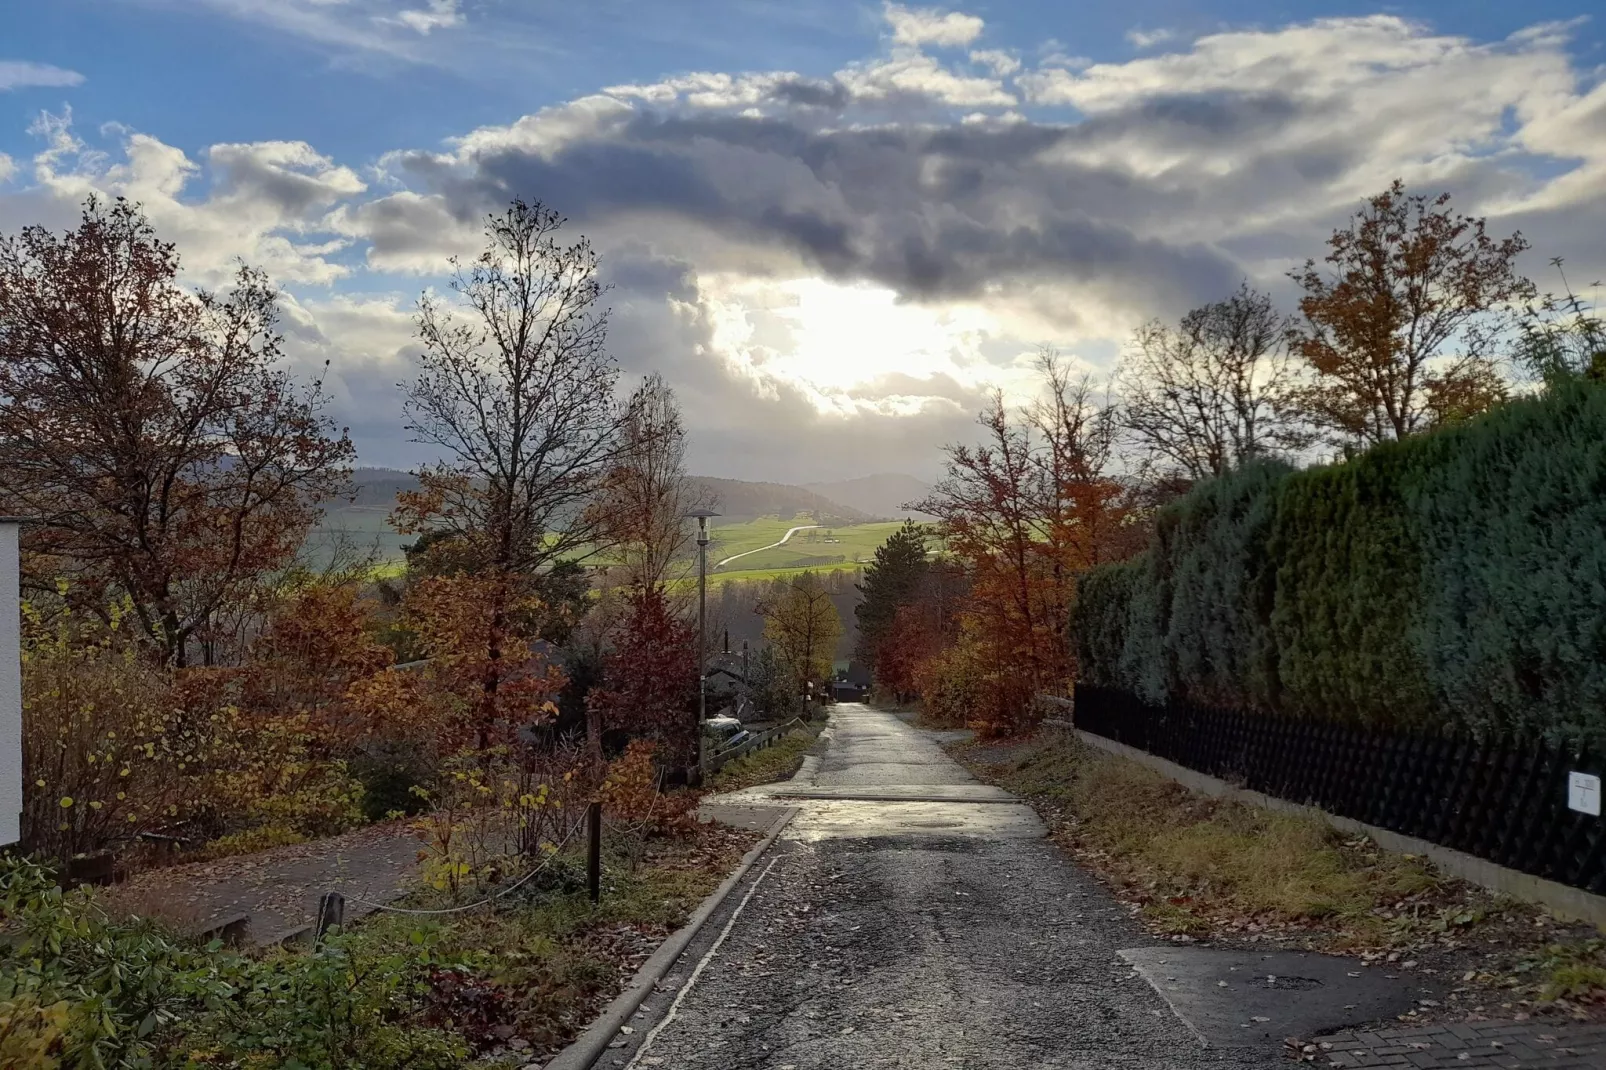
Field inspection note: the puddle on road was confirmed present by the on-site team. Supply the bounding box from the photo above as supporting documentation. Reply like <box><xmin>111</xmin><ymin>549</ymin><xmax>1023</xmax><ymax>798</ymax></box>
<box><xmin>783</xmin><ymin>799</ymin><xmax>1046</xmax><ymax>842</ymax></box>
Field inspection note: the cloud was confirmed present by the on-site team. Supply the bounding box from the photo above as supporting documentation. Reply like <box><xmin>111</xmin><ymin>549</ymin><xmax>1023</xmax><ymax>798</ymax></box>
<box><xmin>0</xmin><ymin>154</ymin><xmax>13</xmax><ymax>185</ymax></box>
<box><xmin>884</xmin><ymin>4</ymin><xmax>985</xmax><ymax>49</ymax></box>
<box><xmin>150</xmin><ymin>0</ymin><xmax>462</xmax><ymax>63</ymax></box>
<box><xmin>0</xmin><ymin>61</ymin><xmax>85</xmax><ymax>91</ymax></box>
<box><xmin>7</xmin><ymin>13</ymin><xmax>1606</xmax><ymax>480</ymax></box>
<box><xmin>970</xmin><ymin>49</ymin><xmax>1021</xmax><ymax>77</ymax></box>
<box><xmin>390</xmin><ymin>0</ymin><xmax>462</xmax><ymax>34</ymax></box>
<box><xmin>1125</xmin><ymin>27</ymin><xmax>1175</xmax><ymax>50</ymax></box>
<box><xmin>838</xmin><ymin>50</ymin><xmax>1016</xmax><ymax>108</ymax></box>
<box><xmin>13</xmin><ymin>113</ymin><xmax>363</xmax><ymax>285</ymax></box>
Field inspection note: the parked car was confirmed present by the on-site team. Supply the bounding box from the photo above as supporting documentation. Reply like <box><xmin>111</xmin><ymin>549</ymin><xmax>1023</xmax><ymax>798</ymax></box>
<box><xmin>703</xmin><ymin>715</ymin><xmax>751</xmax><ymax>751</ymax></box>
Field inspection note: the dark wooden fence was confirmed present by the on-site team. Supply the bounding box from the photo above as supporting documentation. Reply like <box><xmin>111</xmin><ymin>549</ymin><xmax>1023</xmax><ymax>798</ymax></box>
<box><xmin>1073</xmin><ymin>684</ymin><xmax>1606</xmax><ymax>895</ymax></box>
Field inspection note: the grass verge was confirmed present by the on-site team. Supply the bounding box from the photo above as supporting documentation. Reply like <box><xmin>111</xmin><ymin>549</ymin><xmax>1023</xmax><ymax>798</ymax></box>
<box><xmin>707</xmin><ymin>725</ymin><xmax>822</xmax><ymax>792</ymax></box>
<box><xmin>337</xmin><ymin>826</ymin><xmax>759</xmax><ymax>1066</ymax></box>
<box><xmin>949</xmin><ymin>728</ymin><xmax>1606</xmax><ymax>1020</ymax></box>
<box><xmin>13</xmin><ymin>823</ymin><xmax>759</xmax><ymax>1069</ymax></box>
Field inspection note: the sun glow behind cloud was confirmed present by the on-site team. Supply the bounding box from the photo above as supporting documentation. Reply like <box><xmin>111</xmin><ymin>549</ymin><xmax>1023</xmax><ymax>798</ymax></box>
<box><xmin>696</xmin><ymin>274</ymin><xmax>1029</xmax><ymax>415</ymax></box>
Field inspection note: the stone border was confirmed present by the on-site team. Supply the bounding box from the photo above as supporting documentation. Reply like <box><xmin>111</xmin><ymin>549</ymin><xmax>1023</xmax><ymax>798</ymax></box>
<box><xmin>1051</xmin><ymin>721</ymin><xmax>1606</xmax><ymax>928</ymax></box>
<box><xmin>541</xmin><ymin>805</ymin><xmax>799</xmax><ymax>1070</ymax></box>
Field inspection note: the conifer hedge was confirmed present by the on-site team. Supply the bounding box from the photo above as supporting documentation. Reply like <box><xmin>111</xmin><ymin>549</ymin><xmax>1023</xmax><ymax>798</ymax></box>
<box><xmin>1074</xmin><ymin>381</ymin><xmax>1606</xmax><ymax>747</ymax></box>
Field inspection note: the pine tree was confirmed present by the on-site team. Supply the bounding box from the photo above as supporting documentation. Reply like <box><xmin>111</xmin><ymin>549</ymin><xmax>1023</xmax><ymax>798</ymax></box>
<box><xmin>854</xmin><ymin>520</ymin><xmax>929</xmax><ymax>674</ymax></box>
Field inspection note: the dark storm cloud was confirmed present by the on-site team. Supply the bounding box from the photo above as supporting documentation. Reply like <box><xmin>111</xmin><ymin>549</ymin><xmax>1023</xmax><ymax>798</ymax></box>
<box><xmin>766</xmin><ymin>75</ymin><xmax>852</xmax><ymax>110</ymax></box>
<box><xmin>382</xmin><ymin>97</ymin><xmax>1299</xmax><ymax>317</ymax></box>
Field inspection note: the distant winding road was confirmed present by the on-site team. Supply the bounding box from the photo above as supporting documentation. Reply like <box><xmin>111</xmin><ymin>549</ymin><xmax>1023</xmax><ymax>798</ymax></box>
<box><xmin>716</xmin><ymin>524</ymin><xmax>821</xmax><ymax>568</ymax></box>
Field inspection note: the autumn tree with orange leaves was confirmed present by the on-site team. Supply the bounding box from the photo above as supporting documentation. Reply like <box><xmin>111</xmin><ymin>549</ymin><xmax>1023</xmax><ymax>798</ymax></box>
<box><xmin>1289</xmin><ymin>179</ymin><xmax>1535</xmax><ymax>447</ymax></box>
<box><xmin>585</xmin><ymin>585</ymin><xmax>699</xmax><ymax>765</ymax></box>
<box><xmin>0</xmin><ymin>196</ymin><xmax>354</xmax><ymax>666</ymax></box>
<box><xmin>914</xmin><ymin>352</ymin><xmax>1139</xmax><ymax>734</ymax></box>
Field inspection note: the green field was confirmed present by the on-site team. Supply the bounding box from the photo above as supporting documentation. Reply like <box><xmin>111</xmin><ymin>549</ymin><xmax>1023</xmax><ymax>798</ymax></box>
<box><xmin>315</xmin><ymin>511</ymin><xmax>928</xmax><ymax>587</ymax></box>
<box><xmin>706</xmin><ymin>518</ymin><xmax>909</xmax><ymax>573</ymax></box>
<box><xmin>304</xmin><ymin>507</ymin><xmax>412</xmax><ymax>565</ymax></box>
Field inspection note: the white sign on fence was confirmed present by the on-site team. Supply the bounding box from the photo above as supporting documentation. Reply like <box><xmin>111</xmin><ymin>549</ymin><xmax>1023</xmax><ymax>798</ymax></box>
<box><xmin>1568</xmin><ymin>771</ymin><xmax>1602</xmax><ymax>817</ymax></box>
<box><xmin>0</xmin><ymin>520</ymin><xmax>21</xmax><ymax>846</ymax></box>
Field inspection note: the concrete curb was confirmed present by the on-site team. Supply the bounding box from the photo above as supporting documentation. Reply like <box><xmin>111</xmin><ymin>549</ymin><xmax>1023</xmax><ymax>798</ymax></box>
<box><xmin>541</xmin><ymin>805</ymin><xmax>799</xmax><ymax>1070</ymax></box>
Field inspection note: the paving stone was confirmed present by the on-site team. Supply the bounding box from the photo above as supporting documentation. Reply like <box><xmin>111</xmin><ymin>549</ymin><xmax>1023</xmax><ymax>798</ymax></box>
<box><xmin>1315</xmin><ymin>1020</ymin><xmax>1606</xmax><ymax>1068</ymax></box>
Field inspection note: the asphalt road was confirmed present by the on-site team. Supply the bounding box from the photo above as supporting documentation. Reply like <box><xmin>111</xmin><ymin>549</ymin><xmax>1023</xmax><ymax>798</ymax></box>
<box><xmin>593</xmin><ymin>704</ymin><xmax>1287</xmax><ymax>1070</ymax></box>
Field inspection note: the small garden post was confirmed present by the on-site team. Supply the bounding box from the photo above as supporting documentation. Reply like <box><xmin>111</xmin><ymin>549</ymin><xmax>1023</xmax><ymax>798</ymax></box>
<box><xmin>0</xmin><ymin>519</ymin><xmax>21</xmax><ymax>846</ymax></box>
<box><xmin>586</xmin><ymin>801</ymin><xmax>602</xmax><ymax>904</ymax></box>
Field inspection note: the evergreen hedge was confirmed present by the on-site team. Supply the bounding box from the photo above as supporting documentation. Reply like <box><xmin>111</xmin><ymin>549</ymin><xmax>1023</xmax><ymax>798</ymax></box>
<box><xmin>1075</xmin><ymin>381</ymin><xmax>1606</xmax><ymax>747</ymax></box>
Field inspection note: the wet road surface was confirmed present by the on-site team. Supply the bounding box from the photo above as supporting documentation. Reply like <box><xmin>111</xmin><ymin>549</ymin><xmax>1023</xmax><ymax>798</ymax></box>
<box><xmin>598</xmin><ymin>704</ymin><xmax>1285</xmax><ymax>1070</ymax></box>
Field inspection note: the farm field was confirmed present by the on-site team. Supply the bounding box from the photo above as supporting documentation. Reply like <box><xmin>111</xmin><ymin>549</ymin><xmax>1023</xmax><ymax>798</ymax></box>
<box><xmin>304</xmin><ymin>507</ymin><xmax>412</xmax><ymax>565</ymax></box>
<box><xmin>310</xmin><ymin>512</ymin><xmax>925</xmax><ymax>586</ymax></box>
<box><xmin>706</xmin><ymin>518</ymin><xmax>910</xmax><ymax>572</ymax></box>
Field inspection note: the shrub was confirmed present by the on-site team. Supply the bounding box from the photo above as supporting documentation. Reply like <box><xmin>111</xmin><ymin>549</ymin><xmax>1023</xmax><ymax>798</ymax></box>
<box><xmin>918</xmin><ymin>626</ymin><xmax>1036</xmax><ymax>737</ymax></box>
<box><xmin>0</xmin><ymin>855</ymin><xmax>469</xmax><ymax>1069</ymax></box>
<box><xmin>20</xmin><ymin>603</ymin><xmax>212</xmax><ymax>861</ymax></box>
<box><xmin>1075</xmin><ymin>382</ymin><xmax>1606</xmax><ymax>746</ymax></box>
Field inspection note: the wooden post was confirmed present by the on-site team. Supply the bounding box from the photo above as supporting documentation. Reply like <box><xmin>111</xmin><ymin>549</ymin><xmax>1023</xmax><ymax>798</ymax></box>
<box><xmin>315</xmin><ymin>891</ymin><xmax>346</xmax><ymax>943</ymax></box>
<box><xmin>0</xmin><ymin>519</ymin><xmax>22</xmax><ymax>847</ymax></box>
<box><xmin>586</xmin><ymin>801</ymin><xmax>602</xmax><ymax>904</ymax></box>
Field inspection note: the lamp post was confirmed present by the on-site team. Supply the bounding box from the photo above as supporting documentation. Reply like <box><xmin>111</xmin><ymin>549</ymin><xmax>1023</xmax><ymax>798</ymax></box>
<box><xmin>689</xmin><ymin>509</ymin><xmax>720</xmax><ymax>775</ymax></box>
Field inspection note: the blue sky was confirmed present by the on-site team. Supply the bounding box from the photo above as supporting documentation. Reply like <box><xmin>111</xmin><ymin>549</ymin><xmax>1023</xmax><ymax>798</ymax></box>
<box><xmin>3</xmin><ymin>0</ymin><xmax>1605</xmax><ymax>480</ymax></box>
<box><xmin>7</xmin><ymin>1</ymin><xmax>1603</xmax><ymax>163</ymax></box>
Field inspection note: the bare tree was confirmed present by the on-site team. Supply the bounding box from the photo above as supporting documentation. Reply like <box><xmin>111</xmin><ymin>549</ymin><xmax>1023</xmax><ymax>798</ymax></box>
<box><xmin>1026</xmin><ymin>352</ymin><xmax>1132</xmax><ymax>671</ymax></box>
<box><xmin>1290</xmin><ymin>180</ymin><xmax>1533</xmax><ymax>446</ymax></box>
<box><xmin>396</xmin><ymin>199</ymin><xmax>622</xmax><ymax>575</ymax></box>
<box><xmin>395</xmin><ymin>199</ymin><xmax>623</xmax><ymax>744</ymax></box>
<box><xmin>0</xmin><ymin>196</ymin><xmax>353</xmax><ymax>666</ymax></box>
<box><xmin>587</xmin><ymin>374</ymin><xmax>713</xmax><ymax>589</ymax></box>
<box><xmin>1117</xmin><ymin>283</ymin><xmax>1304</xmax><ymax>482</ymax></box>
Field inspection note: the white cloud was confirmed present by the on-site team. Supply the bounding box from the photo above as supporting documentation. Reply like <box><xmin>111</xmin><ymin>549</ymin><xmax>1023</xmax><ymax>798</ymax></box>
<box><xmin>447</xmin><ymin>94</ymin><xmax>635</xmax><ymax>158</ymax></box>
<box><xmin>0</xmin><ymin>61</ymin><xmax>85</xmax><ymax>91</ymax></box>
<box><xmin>390</xmin><ymin>0</ymin><xmax>462</xmax><ymax>34</ymax></box>
<box><xmin>0</xmin><ymin>154</ymin><xmax>14</xmax><ymax>185</ymax></box>
<box><xmin>969</xmin><ymin>49</ymin><xmax>1021</xmax><ymax>77</ymax></box>
<box><xmin>7</xmin><ymin>13</ymin><xmax>1606</xmax><ymax>478</ymax></box>
<box><xmin>157</xmin><ymin>0</ymin><xmax>456</xmax><ymax>62</ymax></box>
<box><xmin>884</xmin><ymin>3</ymin><xmax>985</xmax><ymax>48</ymax></box>
<box><xmin>1125</xmin><ymin>27</ymin><xmax>1175</xmax><ymax>50</ymax></box>
<box><xmin>840</xmin><ymin>50</ymin><xmax>1015</xmax><ymax>108</ymax></box>
<box><xmin>16</xmin><ymin>113</ymin><xmax>360</xmax><ymax>285</ymax></box>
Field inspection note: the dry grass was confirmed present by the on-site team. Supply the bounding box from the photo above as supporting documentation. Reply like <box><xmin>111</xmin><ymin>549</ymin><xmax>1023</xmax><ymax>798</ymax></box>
<box><xmin>707</xmin><ymin>726</ymin><xmax>821</xmax><ymax>792</ymax></box>
<box><xmin>951</xmin><ymin>729</ymin><xmax>1606</xmax><ymax>1014</ymax></box>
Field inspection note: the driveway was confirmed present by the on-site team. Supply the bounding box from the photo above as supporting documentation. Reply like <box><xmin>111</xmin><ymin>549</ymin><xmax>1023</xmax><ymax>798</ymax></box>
<box><xmin>599</xmin><ymin>703</ymin><xmax>1287</xmax><ymax>1069</ymax></box>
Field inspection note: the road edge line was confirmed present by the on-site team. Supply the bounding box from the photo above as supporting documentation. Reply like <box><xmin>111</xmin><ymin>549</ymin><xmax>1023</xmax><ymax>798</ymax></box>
<box><xmin>541</xmin><ymin>804</ymin><xmax>799</xmax><ymax>1070</ymax></box>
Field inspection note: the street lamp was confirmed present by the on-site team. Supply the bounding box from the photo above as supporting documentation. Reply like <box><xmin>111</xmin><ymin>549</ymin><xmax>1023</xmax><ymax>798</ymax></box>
<box><xmin>688</xmin><ymin>508</ymin><xmax>720</xmax><ymax>775</ymax></box>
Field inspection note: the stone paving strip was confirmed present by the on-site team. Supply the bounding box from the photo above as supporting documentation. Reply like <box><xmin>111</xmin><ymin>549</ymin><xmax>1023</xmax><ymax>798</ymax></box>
<box><xmin>1314</xmin><ymin>1021</ymin><xmax>1606</xmax><ymax>1067</ymax></box>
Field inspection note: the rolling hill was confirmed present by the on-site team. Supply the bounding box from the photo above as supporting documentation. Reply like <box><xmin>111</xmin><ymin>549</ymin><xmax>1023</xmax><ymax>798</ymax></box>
<box><xmin>304</xmin><ymin>468</ymin><xmax>874</xmax><ymax>564</ymax></box>
<box><xmin>803</xmin><ymin>473</ymin><xmax>934</xmax><ymax>520</ymax></box>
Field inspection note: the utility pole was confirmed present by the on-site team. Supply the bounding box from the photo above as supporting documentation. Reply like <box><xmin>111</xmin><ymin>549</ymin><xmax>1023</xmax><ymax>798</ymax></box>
<box><xmin>689</xmin><ymin>509</ymin><xmax>719</xmax><ymax>775</ymax></box>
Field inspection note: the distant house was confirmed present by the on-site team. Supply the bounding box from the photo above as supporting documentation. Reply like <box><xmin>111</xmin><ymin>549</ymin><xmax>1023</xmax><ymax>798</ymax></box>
<box><xmin>832</xmin><ymin>659</ymin><xmax>872</xmax><ymax>703</ymax></box>
<box><xmin>707</xmin><ymin>636</ymin><xmax>757</xmax><ymax>722</ymax></box>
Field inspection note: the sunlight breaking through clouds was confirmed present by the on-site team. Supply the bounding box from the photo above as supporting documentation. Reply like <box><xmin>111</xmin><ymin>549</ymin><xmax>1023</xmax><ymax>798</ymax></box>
<box><xmin>4</xmin><ymin>6</ymin><xmax>1606</xmax><ymax>478</ymax></box>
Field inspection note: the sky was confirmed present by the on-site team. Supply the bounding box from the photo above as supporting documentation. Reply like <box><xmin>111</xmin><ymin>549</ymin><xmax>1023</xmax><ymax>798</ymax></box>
<box><xmin>2</xmin><ymin>0</ymin><xmax>1605</xmax><ymax>483</ymax></box>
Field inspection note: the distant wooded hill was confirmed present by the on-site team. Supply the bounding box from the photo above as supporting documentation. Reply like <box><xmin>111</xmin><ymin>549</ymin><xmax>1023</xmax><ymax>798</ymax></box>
<box><xmin>305</xmin><ymin>468</ymin><xmax>886</xmax><ymax>562</ymax></box>
<box><xmin>804</xmin><ymin>474</ymin><xmax>935</xmax><ymax>520</ymax></box>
